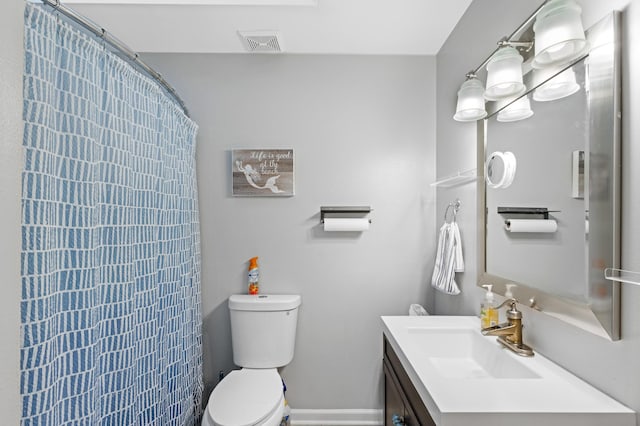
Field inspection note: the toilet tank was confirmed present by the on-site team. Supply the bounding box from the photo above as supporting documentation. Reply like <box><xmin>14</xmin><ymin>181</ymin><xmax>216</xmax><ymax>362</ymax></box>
<box><xmin>228</xmin><ymin>294</ymin><xmax>301</xmax><ymax>368</ymax></box>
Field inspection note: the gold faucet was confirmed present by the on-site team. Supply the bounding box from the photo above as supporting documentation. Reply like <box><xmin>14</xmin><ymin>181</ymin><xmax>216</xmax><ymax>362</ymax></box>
<box><xmin>481</xmin><ymin>299</ymin><xmax>534</xmax><ymax>357</ymax></box>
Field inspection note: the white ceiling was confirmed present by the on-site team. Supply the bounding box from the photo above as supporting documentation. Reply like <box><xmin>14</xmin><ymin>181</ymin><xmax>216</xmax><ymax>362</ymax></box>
<box><xmin>62</xmin><ymin>0</ymin><xmax>473</xmax><ymax>55</ymax></box>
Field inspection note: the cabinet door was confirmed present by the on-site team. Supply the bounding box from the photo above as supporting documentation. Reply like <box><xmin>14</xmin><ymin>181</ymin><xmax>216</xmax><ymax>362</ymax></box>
<box><xmin>383</xmin><ymin>359</ymin><xmax>407</xmax><ymax>426</ymax></box>
<box><xmin>401</xmin><ymin>402</ymin><xmax>420</xmax><ymax>426</ymax></box>
<box><xmin>383</xmin><ymin>337</ymin><xmax>436</xmax><ymax>426</ymax></box>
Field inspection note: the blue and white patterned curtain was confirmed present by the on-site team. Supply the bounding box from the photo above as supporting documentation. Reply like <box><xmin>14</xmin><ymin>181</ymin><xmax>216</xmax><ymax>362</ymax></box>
<box><xmin>21</xmin><ymin>4</ymin><xmax>202</xmax><ymax>425</ymax></box>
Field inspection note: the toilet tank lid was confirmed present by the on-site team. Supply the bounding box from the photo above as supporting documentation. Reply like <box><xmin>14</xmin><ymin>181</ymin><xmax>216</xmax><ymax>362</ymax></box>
<box><xmin>229</xmin><ymin>294</ymin><xmax>301</xmax><ymax>311</ymax></box>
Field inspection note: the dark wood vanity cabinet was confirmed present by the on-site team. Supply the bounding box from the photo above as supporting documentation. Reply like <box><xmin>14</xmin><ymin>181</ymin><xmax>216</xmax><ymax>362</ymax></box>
<box><xmin>383</xmin><ymin>337</ymin><xmax>435</xmax><ymax>426</ymax></box>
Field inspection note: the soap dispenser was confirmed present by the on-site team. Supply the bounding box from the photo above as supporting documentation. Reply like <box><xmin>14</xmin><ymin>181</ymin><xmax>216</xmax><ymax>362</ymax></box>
<box><xmin>505</xmin><ymin>283</ymin><xmax>516</xmax><ymax>299</ymax></box>
<box><xmin>481</xmin><ymin>284</ymin><xmax>499</xmax><ymax>329</ymax></box>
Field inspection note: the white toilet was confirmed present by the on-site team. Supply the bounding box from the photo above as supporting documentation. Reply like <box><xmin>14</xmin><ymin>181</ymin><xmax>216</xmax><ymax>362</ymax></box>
<box><xmin>202</xmin><ymin>294</ymin><xmax>301</xmax><ymax>426</ymax></box>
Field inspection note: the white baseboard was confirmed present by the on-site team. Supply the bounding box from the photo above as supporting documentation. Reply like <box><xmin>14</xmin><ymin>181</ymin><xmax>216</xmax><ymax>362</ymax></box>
<box><xmin>290</xmin><ymin>409</ymin><xmax>383</xmax><ymax>426</ymax></box>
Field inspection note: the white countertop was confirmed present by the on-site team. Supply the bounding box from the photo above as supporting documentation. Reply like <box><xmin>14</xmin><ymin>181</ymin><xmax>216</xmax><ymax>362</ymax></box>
<box><xmin>382</xmin><ymin>315</ymin><xmax>635</xmax><ymax>426</ymax></box>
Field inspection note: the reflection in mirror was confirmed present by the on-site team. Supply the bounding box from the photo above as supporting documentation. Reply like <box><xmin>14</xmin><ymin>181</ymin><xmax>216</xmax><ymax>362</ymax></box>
<box><xmin>478</xmin><ymin>12</ymin><xmax>621</xmax><ymax>340</ymax></box>
<box><xmin>486</xmin><ymin>58</ymin><xmax>587</xmax><ymax>301</ymax></box>
<box><xmin>485</xmin><ymin>151</ymin><xmax>517</xmax><ymax>189</ymax></box>
<box><xmin>533</xmin><ymin>67</ymin><xmax>580</xmax><ymax>102</ymax></box>
<box><xmin>497</xmin><ymin>95</ymin><xmax>534</xmax><ymax>122</ymax></box>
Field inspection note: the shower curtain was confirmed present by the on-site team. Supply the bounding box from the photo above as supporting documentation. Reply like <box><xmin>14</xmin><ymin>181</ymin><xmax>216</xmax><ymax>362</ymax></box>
<box><xmin>21</xmin><ymin>4</ymin><xmax>202</xmax><ymax>425</ymax></box>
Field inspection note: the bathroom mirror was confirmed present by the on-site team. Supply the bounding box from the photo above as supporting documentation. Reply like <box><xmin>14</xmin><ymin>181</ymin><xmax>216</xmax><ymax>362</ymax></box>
<box><xmin>478</xmin><ymin>12</ymin><xmax>621</xmax><ymax>340</ymax></box>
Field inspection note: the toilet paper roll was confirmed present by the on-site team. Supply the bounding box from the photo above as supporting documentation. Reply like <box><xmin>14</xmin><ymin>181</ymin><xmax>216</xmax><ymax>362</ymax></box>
<box><xmin>504</xmin><ymin>219</ymin><xmax>557</xmax><ymax>233</ymax></box>
<box><xmin>323</xmin><ymin>218</ymin><xmax>370</xmax><ymax>232</ymax></box>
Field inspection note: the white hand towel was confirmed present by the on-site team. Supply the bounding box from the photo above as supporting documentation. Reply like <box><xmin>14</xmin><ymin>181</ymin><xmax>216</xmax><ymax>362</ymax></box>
<box><xmin>431</xmin><ymin>222</ymin><xmax>461</xmax><ymax>295</ymax></box>
<box><xmin>452</xmin><ymin>222</ymin><xmax>464</xmax><ymax>273</ymax></box>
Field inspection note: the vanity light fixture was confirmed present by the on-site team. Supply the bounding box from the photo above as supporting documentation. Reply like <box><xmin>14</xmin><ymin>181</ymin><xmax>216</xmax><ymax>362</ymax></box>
<box><xmin>484</xmin><ymin>46</ymin><xmax>526</xmax><ymax>101</ymax></box>
<box><xmin>452</xmin><ymin>0</ymin><xmax>585</xmax><ymax>122</ymax></box>
<box><xmin>453</xmin><ymin>73</ymin><xmax>488</xmax><ymax>122</ymax></box>
<box><xmin>497</xmin><ymin>94</ymin><xmax>534</xmax><ymax>122</ymax></box>
<box><xmin>453</xmin><ymin>39</ymin><xmax>532</xmax><ymax>122</ymax></box>
<box><xmin>531</xmin><ymin>0</ymin><xmax>589</xmax><ymax>69</ymax></box>
<box><xmin>533</xmin><ymin>67</ymin><xmax>580</xmax><ymax>101</ymax></box>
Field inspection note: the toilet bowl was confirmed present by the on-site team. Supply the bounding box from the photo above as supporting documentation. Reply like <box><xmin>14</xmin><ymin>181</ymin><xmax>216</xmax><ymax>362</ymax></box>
<box><xmin>202</xmin><ymin>369</ymin><xmax>284</xmax><ymax>426</ymax></box>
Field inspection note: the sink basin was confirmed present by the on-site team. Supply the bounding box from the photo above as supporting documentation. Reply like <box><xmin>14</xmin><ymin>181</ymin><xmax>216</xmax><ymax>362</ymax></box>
<box><xmin>406</xmin><ymin>327</ymin><xmax>539</xmax><ymax>379</ymax></box>
<box><xmin>382</xmin><ymin>316</ymin><xmax>634</xmax><ymax>426</ymax></box>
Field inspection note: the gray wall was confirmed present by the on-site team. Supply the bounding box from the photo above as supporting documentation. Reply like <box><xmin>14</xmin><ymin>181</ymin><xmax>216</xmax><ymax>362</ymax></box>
<box><xmin>143</xmin><ymin>54</ymin><xmax>437</xmax><ymax>409</ymax></box>
<box><xmin>0</xmin><ymin>0</ymin><xmax>24</xmax><ymax>423</ymax></box>
<box><xmin>436</xmin><ymin>0</ymin><xmax>640</xmax><ymax>421</ymax></box>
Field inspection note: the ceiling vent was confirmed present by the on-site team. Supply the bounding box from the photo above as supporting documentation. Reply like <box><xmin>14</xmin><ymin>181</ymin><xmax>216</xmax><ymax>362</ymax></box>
<box><xmin>238</xmin><ymin>30</ymin><xmax>283</xmax><ymax>53</ymax></box>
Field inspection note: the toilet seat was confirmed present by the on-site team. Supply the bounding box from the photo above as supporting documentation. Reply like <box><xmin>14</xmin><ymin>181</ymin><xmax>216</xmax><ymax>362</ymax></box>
<box><xmin>207</xmin><ymin>368</ymin><xmax>284</xmax><ymax>426</ymax></box>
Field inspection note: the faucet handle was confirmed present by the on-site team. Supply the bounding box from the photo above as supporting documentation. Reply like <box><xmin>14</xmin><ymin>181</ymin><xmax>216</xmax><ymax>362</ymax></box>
<box><xmin>495</xmin><ymin>298</ymin><xmax>517</xmax><ymax>310</ymax></box>
<box><xmin>495</xmin><ymin>298</ymin><xmax>522</xmax><ymax>320</ymax></box>
<box><xmin>505</xmin><ymin>302</ymin><xmax>522</xmax><ymax>320</ymax></box>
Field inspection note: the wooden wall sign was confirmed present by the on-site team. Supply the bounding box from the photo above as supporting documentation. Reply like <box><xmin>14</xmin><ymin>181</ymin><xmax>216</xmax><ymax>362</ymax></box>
<box><xmin>232</xmin><ymin>149</ymin><xmax>294</xmax><ymax>196</ymax></box>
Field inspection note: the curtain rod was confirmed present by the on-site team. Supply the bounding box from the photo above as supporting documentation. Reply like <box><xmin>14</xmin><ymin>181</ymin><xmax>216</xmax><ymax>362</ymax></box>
<box><xmin>40</xmin><ymin>0</ymin><xmax>190</xmax><ymax>118</ymax></box>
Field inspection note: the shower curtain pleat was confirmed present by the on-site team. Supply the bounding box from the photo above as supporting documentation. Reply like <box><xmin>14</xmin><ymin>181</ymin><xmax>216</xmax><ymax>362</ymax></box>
<box><xmin>21</xmin><ymin>4</ymin><xmax>202</xmax><ymax>425</ymax></box>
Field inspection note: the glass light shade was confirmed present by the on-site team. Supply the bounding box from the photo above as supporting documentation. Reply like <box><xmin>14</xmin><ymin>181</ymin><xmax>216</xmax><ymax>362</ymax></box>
<box><xmin>533</xmin><ymin>67</ymin><xmax>580</xmax><ymax>101</ymax></box>
<box><xmin>484</xmin><ymin>46</ymin><xmax>526</xmax><ymax>101</ymax></box>
<box><xmin>497</xmin><ymin>95</ymin><xmax>534</xmax><ymax>122</ymax></box>
<box><xmin>454</xmin><ymin>77</ymin><xmax>487</xmax><ymax>122</ymax></box>
<box><xmin>532</xmin><ymin>0</ymin><xmax>589</xmax><ymax>69</ymax></box>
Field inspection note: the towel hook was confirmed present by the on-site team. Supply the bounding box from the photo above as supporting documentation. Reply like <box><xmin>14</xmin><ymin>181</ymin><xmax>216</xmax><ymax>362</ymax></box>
<box><xmin>444</xmin><ymin>199</ymin><xmax>461</xmax><ymax>223</ymax></box>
